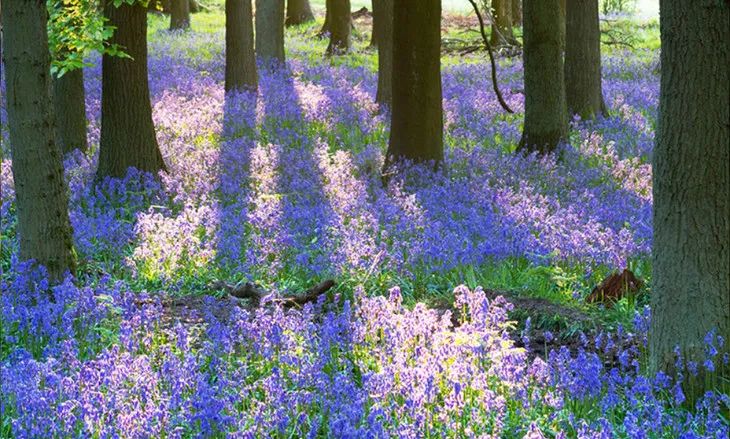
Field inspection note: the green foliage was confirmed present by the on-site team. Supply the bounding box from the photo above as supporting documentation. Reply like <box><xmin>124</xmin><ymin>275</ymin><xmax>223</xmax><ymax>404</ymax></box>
<box><xmin>47</xmin><ymin>0</ymin><xmax>128</xmax><ymax>77</ymax></box>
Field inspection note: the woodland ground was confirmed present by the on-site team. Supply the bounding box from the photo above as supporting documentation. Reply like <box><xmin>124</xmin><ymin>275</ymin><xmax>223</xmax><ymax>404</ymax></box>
<box><xmin>1</xmin><ymin>6</ymin><xmax>727</xmax><ymax>439</ymax></box>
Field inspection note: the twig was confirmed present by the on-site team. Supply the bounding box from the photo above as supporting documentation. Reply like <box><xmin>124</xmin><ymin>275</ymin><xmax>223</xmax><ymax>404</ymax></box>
<box><xmin>465</xmin><ymin>0</ymin><xmax>514</xmax><ymax>114</ymax></box>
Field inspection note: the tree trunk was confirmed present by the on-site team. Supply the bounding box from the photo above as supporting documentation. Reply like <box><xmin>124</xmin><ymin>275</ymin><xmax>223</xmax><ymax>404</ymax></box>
<box><xmin>649</xmin><ymin>0</ymin><xmax>729</xmax><ymax>394</ymax></box>
<box><xmin>318</xmin><ymin>3</ymin><xmax>331</xmax><ymax>36</ymax></box>
<box><xmin>53</xmin><ymin>68</ymin><xmax>88</xmax><ymax>154</ymax></box>
<box><xmin>385</xmin><ymin>0</ymin><xmax>442</xmax><ymax>166</ymax></box>
<box><xmin>375</xmin><ymin>0</ymin><xmax>393</xmax><ymax>107</ymax></box>
<box><xmin>255</xmin><ymin>0</ymin><xmax>286</xmax><ymax>64</ymax></box>
<box><xmin>558</xmin><ymin>0</ymin><xmax>566</xmax><ymax>53</ymax></box>
<box><xmin>285</xmin><ymin>0</ymin><xmax>314</xmax><ymax>26</ymax></box>
<box><xmin>169</xmin><ymin>0</ymin><xmax>191</xmax><ymax>30</ymax></box>
<box><xmin>2</xmin><ymin>0</ymin><xmax>75</xmax><ymax>280</ymax></box>
<box><xmin>564</xmin><ymin>0</ymin><xmax>606</xmax><ymax>119</ymax></box>
<box><xmin>97</xmin><ymin>2</ymin><xmax>166</xmax><ymax>180</ymax></box>
<box><xmin>370</xmin><ymin>0</ymin><xmax>382</xmax><ymax>47</ymax></box>
<box><xmin>325</xmin><ymin>0</ymin><xmax>350</xmax><ymax>56</ymax></box>
<box><xmin>518</xmin><ymin>0</ymin><xmax>567</xmax><ymax>154</ymax></box>
<box><xmin>512</xmin><ymin>0</ymin><xmax>522</xmax><ymax>26</ymax></box>
<box><xmin>490</xmin><ymin>0</ymin><xmax>514</xmax><ymax>46</ymax></box>
<box><xmin>226</xmin><ymin>0</ymin><xmax>258</xmax><ymax>91</ymax></box>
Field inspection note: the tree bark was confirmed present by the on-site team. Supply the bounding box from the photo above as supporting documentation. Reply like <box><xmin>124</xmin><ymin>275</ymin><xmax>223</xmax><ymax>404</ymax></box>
<box><xmin>285</xmin><ymin>0</ymin><xmax>314</xmax><ymax>26</ymax></box>
<box><xmin>325</xmin><ymin>0</ymin><xmax>351</xmax><ymax>56</ymax></box>
<box><xmin>370</xmin><ymin>0</ymin><xmax>382</xmax><ymax>47</ymax></box>
<box><xmin>518</xmin><ymin>0</ymin><xmax>567</xmax><ymax>154</ymax></box>
<box><xmin>2</xmin><ymin>0</ymin><xmax>75</xmax><ymax>280</ymax></box>
<box><xmin>318</xmin><ymin>3</ymin><xmax>331</xmax><ymax>36</ymax></box>
<box><xmin>564</xmin><ymin>0</ymin><xmax>607</xmax><ymax>119</ymax></box>
<box><xmin>649</xmin><ymin>0</ymin><xmax>729</xmax><ymax>391</ymax></box>
<box><xmin>511</xmin><ymin>0</ymin><xmax>522</xmax><ymax>26</ymax></box>
<box><xmin>384</xmin><ymin>0</ymin><xmax>443</xmax><ymax>166</ymax></box>
<box><xmin>558</xmin><ymin>0</ymin><xmax>566</xmax><ymax>53</ymax></box>
<box><xmin>490</xmin><ymin>0</ymin><xmax>514</xmax><ymax>47</ymax></box>
<box><xmin>226</xmin><ymin>0</ymin><xmax>258</xmax><ymax>91</ymax></box>
<box><xmin>97</xmin><ymin>1</ymin><xmax>166</xmax><ymax>180</ymax></box>
<box><xmin>255</xmin><ymin>0</ymin><xmax>286</xmax><ymax>64</ymax></box>
<box><xmin>375</xmin><ymin>0</ymin><xmax>393</xmax><ymax>107</ymax></box>
<box><xmin>53</xmin><ymin>68</ymin><xmax>88</xmax><ymax>154</ymax></box>
<box><xmin>169</xmin><ymin>0</ymin><xmax>191</xmax><ymax>30</ymax></box>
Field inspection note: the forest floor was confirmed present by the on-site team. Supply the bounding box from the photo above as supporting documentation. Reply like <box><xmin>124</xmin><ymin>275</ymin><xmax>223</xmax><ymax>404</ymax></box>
<box><xmin>4</xmin><ymin>5</ymin><xmax>726</xmax><ymax>439</ymax></box>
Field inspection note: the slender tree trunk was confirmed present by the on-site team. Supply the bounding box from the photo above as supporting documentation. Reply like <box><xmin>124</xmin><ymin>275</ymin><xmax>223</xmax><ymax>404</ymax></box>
<box><xmin>490</xmin><ymin>0</ymin><xmax>514</xmax><ymax>46</ymax></box>
<box><xmin>325</xmin><ymin>0</ymin><xmax>350</xmax><ymax>55</ymax></box>
<box><xmin>285</xmin><ymin>0</ymin><xmax>314</xmax><ymax>26</ymax></box>
<box><xmin>558</xmin><ymin>0</ymin><xmax>566</xmax><ymax>53</ymax></box>
<box><xmin>97</xmin><ymin>1</ymin><xmax>166</xmax><ymax>180</ymax></box>
<box><xmin>512</xmin><ymin>0</ymin><xmax>522</xmax><ymax>26</ymax></box>
<box><xmin>53</xmin><ymin>68</ymin><xmax>88</xmax><ymax>153</ymax></box>
<box><xmin>370</xmin><ymin>0</ymin><xmax>382</xmax><ymax>47</ymax></box>
<box><xmin>564</xmin><ymin>0</ymin><xmax>606</xmax><ymax>119</ymax></box>
<box><xmin>375</xmin><ymin>0</ymin><xmax>393</xmax><ymax>106</ymax></box>
<box><xmin>255</xmin><ymin>0</ymin><xmax>286</xmax><ymax>64</ymax></box>
<box><xmin>650</xmin><ymin>0</ymin><xmax>729</xmax><ymax>393</ymax></box>
<box><xmin>2</xmin><ymin>0</ymin><xmax>75</xmax><ymax>280</ymax></box>
<box><xmin>518</xmin><ymin>0</ymin><xmax>567</xmax><ymax>154</ymax></box>
<box><xmin>385</xmin><ymin>0</ymin><xmax>442</xmax><ymax>166</ymax></box>
<box><xmin>169</xmin><ymin>0</ymin><xmax>191</xmax><ymax>30</ymax></box>
<box><xmin>226</xmin><ymin>0</ymin><xmax>258</xmax><ymax>91</ymax></box>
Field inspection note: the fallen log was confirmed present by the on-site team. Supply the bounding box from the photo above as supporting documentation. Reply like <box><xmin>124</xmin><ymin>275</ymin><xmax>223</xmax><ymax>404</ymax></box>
<box><xmin>212</xmin><ymin>279</ymin><xmax>336</xmax><ymax>309</ymax></box>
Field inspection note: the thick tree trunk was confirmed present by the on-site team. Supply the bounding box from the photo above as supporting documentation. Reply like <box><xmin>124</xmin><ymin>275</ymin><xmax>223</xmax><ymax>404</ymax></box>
<box><xmin>318</xmin><ymin>3</ymin><xmax>331</xmax><ymax>36</ymax></box>
<box><xmin>512</xmin><ymin>0</ymin><xmax>522</xmax><ymax>26</ymax></box>
<box><xmin>285</xmin><ymin>0</ymin><xmax>314</xmax><ymax>26</ymax></box>
<box><xmin>489</xmin><ymin>0</ymin><xmax>514</xmax><ymax>47</ymax></box>
<box><xmin>325</xmin><ymin>0</ymin><xmax>351</xmax><ymax>55</ymax></box>
<box><xmin>385</xmin><ymin>0</ymin><xmax>442</xmax><ymax>166</ymax></box>
<box><xmin>370</xmin><ymin>0</ymin><xmax>382</xmax><ymax>47</ymax></box>
<box><xmin>97</xmin><ymin>2</ymin><xmax>166</xmax><ymax>180</ymax></box>
<box><xmin>255</xmin><ymin>0</ymin><xmax>285</xmax><ymax>64</ymax></box>
<box><xmin>518</xmin><ymin>0</ymin><xmax>567</xmax><ymax>154</ymax></box>
<box><xmin>53</xmin><ymin>68</ymin><xmax>88</xmax><ymax>154</ymax></box>
<box><xmin>226</xmin><ymin>0</ymin><xmax>258</xmax><ymax>91</ymax></box>
<box><xmin>564</xmin><ymin>0</ymin><xmax>606</xmax><ymax>119</ymax></box>
<box><xmin>2</xmin><ymin>0</ymin><xmax>75</xmax><ymax>280</ymax></box>
<box><xmin>375</xmin><ymin>0</ymin><xmax>393</xmax><ymax>107</ymax></box>
<box><xmin>169</xmin><ymin>0</ymin><xmax>191</xmax><ymax>30</ymax></box>
<box><xmin>649</xmin><ymin>0</ymin><xmax>729</xmax><ymax>392</ymax></box>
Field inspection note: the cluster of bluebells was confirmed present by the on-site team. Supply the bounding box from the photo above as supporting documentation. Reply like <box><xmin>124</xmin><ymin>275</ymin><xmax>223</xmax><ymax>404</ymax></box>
<box><xmin>1</xmin><ymin>264</ymin><xmax>727</xmax><ymax>437</ymax></box>
<box><xmin>2</xmin><ymin>25</ymin><xmax>653</xmax><ymax>285</ymax></box>
<box><xmin>1</xmin><ymin>20</ymin><xmax>717</xmax><ymax>439</ymax></box>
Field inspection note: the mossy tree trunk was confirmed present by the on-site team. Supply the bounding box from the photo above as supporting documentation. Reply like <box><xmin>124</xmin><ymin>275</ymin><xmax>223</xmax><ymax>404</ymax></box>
<box><xmin>2</xmin><ymin>0</ymin><xmax>75</xmax><ymax>280</ymax></box>
<box><xmin>564</xmin><ymin>0</ymin><xmax>607</xmax><ymax>119</ymax></box>
<box><xmin>518</xmin><ymin>0</ymin><xmax>567</xmax><ymax>154</ymax></box>
<box><xmin>226</xmin><ymin>0</ymin><xmax>258</xmax><ymax>91</ymax></box>
<box><xmin>97</xmin><ymin>1</ymin><xmax>166</xmax><ymax>180</ymax></box>
<box><xmin>385</xmin><ymin>0</ymin><xmax>443</xmax><ymax>166</ymax></box>
<box><xmin>649</xmin><ymin>0</ymin><xmax>729</xmax><ymax>396</ymax></box>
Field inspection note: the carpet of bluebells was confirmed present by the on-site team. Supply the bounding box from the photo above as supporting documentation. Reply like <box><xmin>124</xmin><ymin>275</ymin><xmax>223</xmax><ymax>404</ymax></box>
<box><xmin>1</xmin><ymin>14</ymin><xmax>728</xmax><ymax>438</ymax></box>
